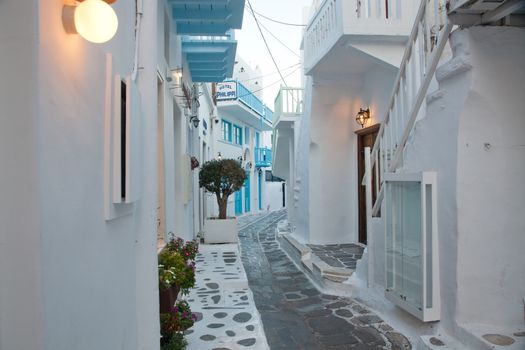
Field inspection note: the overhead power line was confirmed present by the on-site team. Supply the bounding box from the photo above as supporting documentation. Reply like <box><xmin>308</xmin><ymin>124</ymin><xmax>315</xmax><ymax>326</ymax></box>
<box><xmin>236</xmin><ymin>65</ymin><xmax>302</xmax><ymax>99</ymax></box>
<box><xmin>239</xmin><ymin>63</ymin><xmax>301</xmax><ymax>83</ymax></box>
<box><xmin>258</xmin><ymin>17</ymin><xmax>302</xmax><ymax>58</ymax></box>
<box><xmin>243</xmin><ymin>7</ymin><xmax>301</xmax><ymax>59</ymax></box>
<box><xmin>246</xmin><ymin>0</ymin><xmax>288</xmax><ymax>88</ymax></box>
<box><xmin>252</xmin><ymin>9</ymin><xmax>306</xmax><ymax>27</ymax></box>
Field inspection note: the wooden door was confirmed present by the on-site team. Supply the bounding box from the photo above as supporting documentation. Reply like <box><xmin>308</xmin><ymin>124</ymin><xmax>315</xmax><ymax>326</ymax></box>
<box><xmin>356</xmin><ymin>124</ymin><xmax>380</xmax><ymax>244</ymax></box>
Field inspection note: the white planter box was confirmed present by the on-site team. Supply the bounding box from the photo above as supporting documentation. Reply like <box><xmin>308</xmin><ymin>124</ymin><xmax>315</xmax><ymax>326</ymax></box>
<box><xmin>204</xmin><ymin>218</ymin><xmax>238</xmax><ymax>244</ymax></box>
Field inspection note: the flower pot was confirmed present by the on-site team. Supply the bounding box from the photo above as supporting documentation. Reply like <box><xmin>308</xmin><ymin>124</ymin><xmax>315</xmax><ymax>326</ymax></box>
<box><xmin>159</xmin><ymin>284</ymin><xmax>180</xmax><ymax>313</ymax></box>
<box><xmin>204</xmin><ymin>217</ymin><xmax>238</xmax><ymax>244</ymax></box>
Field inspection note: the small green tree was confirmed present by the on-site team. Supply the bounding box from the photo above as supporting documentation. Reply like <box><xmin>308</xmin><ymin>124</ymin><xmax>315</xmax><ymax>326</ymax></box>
<box><xmin>199</xmin><ymin>159</ymin><xmax>246</xmax><ymax>219</ymax></box>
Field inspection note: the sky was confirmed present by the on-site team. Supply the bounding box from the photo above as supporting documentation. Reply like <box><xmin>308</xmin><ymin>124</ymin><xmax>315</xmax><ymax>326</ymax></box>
<box><xmin>235</xmin><ymin>0</ymin><xmax>314</xmax><ymax>107</ymax></box>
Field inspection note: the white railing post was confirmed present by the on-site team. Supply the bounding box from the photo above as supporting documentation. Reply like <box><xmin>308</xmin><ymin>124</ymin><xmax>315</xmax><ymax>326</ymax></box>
<box><xmin>364</xmin><ymin>146</ymin><xmax>374</xmax><ymax>287</ymax></box>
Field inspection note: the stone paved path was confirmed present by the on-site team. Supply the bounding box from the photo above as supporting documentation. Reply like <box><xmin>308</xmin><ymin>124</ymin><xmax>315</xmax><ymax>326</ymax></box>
<box><xmin>239</xmin><ymin>210</ymin><xmax>412</xmax><ymax>350</ymax></box>
<box><xmin>308</xmin><ymin>244</ymin><xmax>365</xmax><ymax>270</ymax></box>
<box><xmin>185</xmin><ymin>244</ymin><xmax>269</xmax><ymax>349</ymax></box>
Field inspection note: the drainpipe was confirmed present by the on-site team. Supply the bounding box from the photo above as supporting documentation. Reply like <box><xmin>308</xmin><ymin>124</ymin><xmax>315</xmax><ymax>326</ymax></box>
<box><xmin>190</xmin><ymin>83</ymin><xmax>200</xmax><ymax>239</ymax></box>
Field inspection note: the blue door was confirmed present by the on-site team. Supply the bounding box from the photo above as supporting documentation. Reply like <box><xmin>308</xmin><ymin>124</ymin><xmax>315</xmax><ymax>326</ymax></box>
<box><xmin>258</xmin><ymin>171</ymin><xmax>263</xmax><ymax>210</ymax></box>
<box><xmin>244</xmin><ymin>173</ymin><xmax>251</xmax><ymax>213</ymax></box>
<box><xmin>234</xmin><ymin>190</ymin><xmax>242</xmax><ymax>215</ymax></box>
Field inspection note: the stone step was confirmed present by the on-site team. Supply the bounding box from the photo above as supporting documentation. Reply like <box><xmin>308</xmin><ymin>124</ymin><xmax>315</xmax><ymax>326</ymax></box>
<box><xmin>418</xmin><ymin>334</ymin><xmax>466</xmax><ymax>349</ymax></box>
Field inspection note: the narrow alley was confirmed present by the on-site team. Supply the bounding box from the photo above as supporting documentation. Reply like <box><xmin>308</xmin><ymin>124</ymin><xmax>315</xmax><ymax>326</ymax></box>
<box><xmin>187</xmin><ymin>211</ymin><xmax>412</xmax><ymax>349</ymax></box>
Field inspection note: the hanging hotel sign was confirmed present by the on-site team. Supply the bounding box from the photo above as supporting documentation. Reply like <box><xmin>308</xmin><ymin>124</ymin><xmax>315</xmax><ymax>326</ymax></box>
<box><xmin>216</xmin><ymin>82</ymin><xmax>237</xmax><ymax>100</ymax></box>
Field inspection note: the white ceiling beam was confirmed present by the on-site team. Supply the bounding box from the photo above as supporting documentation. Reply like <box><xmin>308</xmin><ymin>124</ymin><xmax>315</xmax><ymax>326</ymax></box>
<box><xmin>480</xmin><ymin>0</ymin><xmax>525</xmax><ymax>24</ymax></box>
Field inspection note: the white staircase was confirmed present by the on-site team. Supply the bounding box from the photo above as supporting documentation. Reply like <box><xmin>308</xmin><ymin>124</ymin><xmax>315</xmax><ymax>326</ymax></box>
<box><xmin>363</xmin><ymin>0</ymin><xmax>525</xmax><ymax>214</ymax></box>
<box><xmin>363</xmin><ymin>0</ymin><xmax>452</xmax><ymax>216</ymax></box>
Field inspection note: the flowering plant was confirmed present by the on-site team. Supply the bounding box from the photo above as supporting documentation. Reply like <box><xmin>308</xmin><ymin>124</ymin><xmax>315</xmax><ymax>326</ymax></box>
<box><xmin>160</xmin><ymin>300</ymin><xmax>197</xmax><ymax>334</ymax></box>
<box><xmin>190</xmin><ymin>156</ymin><xmax>200</xmax><ymax>170</ymax></box>
<box><xmin>158</xmin><ymin>249</ymin><xmax>196</xmax><ymax>295</ymax></box>
<box><xmin>160</xmin><ymin>300</ymin><xmax>197</xmax><ymax>347</ymax></box>
<box><xmin>166</xmin><ymin>236</ymin><xmax>199</xmax><ymax>261</ymax></box>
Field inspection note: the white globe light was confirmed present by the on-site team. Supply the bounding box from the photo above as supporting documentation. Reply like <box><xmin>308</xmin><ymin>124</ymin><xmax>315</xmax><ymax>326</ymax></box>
<box><xmin>74</xmin><ymin>0</ymin><xmax>118</xmax><ymax>43</ymax></box>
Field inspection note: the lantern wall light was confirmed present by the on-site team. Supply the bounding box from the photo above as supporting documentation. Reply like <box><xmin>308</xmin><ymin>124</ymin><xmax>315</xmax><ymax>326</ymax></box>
<box><xmin>190</xmin><ymin>115</ymin><xmax>200</xmax><ymax>128</ymax></box>
<box><xmin>167</xmin><ymin>67</ymin><xmax>183</xmax><ymax>84</ymax></box>
<box><xmin>356</xmin><ymin>107</ymin><xmax>371</xmax><ymax>128</ymax></box>
<box><xmin>63</xmin><ymin>0</ymin><xmax>119</xmax><ymax>44</ymax></box>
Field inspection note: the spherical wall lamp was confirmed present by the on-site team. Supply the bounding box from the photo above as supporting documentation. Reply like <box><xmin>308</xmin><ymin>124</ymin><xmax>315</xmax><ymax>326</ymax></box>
<box><xmin>356</xmin><ymin>107</ymin><xmax>371</xmax><ymax>128</ymax></box>
<box><xmin>63</xmin><ymin>0</ymin><xmax>119</xmax><ymax>44</ymax></box>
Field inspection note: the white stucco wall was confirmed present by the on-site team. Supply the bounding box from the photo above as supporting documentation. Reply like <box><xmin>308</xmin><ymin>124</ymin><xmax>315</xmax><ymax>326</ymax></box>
<box><xmin>292</xmin><ymin>78</ymin><xmax>313</xmax><ymax>244</ymax></box>
<box><xmin>38</xmin><ymin>1</ymin><xmax>160</xmax><ymax>348</ymax></box>
<box><xmin>232</xmin><ymin>55</ymin><xmax>264</xmax><ymax>101</ymax></box>
<box><xmin>0</xmin><ymin>1</ymin><xmax>163</xmax><ymax>349</ymax></box>
<box><xmin>293</xmin><ymin>62</ymin><xmax>397</xmax><ymax>245</ymax></box>
<box><xmin>452</xmin><ymin>27</ymin><xmax>525</xmax><ymax>328</ymax></box>
<box><xmin>0</xmin><ymin>1</ymin><xmax>44</xmax><ymax>349</ymax></box>
<box><xmin>366</xmin><ymin>26</ymin><xmax>525</xmax><ymax>338</ymax></box>
<box><xmin>264</xmin><ymin>181</ymin><xmax>285</xmax><ymax>211</ymax></box>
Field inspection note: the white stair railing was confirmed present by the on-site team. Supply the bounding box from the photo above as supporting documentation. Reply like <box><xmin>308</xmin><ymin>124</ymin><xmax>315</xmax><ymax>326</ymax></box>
<box><xmin>363</xmin><ymin>0</ymin><xmax>453</xmax><ymax>216</ymax></box>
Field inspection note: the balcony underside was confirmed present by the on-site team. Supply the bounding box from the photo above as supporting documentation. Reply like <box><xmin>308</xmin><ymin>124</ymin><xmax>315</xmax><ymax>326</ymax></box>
<box><xmin>448</xmin><ymin>0</ymin><xmax>525</xmax><ymax>25</ymax></box>
<box><xmin>169</xmin><ymin>0</ymin><xmax>245</xmax><ymax>35</ymax></box>
<box><xmin>217</xmin><ymin>101</ymin><xmax>272</xmax><ymax>131</ymax></box>
<box><xmin>306</xmin><ymin>36</ymin><xmax>407</xmax><ymax>80</ymax></box>
<box><xmin>182</xmin><ymin>38</ymin><xmax>237</xmax><ymax>82</ymax></box>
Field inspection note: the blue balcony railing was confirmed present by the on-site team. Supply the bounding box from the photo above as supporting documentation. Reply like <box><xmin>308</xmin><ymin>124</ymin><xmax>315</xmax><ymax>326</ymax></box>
<box><xmin>237</xmin><ymin>81</ymin><xmax>265</xmax><ymax>116</ymax></box>
<box><xmin>263</xmin><ymin>105</ymin><xmax>273</xmax><ymax>122</ymax></box>
<box><xmin>255</xmin><ymin>147</ymin><xmax>272</xmax><ymax>167</ymax></box>
<box><xmin>218</xmin><ymin>80</ymin><xmax>273</xmax><ymax>123</ymax></box>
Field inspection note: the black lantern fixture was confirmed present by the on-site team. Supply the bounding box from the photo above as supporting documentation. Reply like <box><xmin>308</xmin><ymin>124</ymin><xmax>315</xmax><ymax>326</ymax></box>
<box><xmin>356</xmin><ymin>108</ymin><xmax>371</xmax><ymax>128</ymax></box>
<box><xmin>190</xmin><ymin>115</ymin><xmax>200</xmax><ymax>128</ymax></box>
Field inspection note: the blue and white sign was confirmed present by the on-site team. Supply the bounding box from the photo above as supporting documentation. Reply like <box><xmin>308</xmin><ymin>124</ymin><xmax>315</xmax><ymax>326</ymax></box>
<box><xmin>216</xmin><ymin>82</ymin><xmax>237</xmax><ymax>100</ymax></box>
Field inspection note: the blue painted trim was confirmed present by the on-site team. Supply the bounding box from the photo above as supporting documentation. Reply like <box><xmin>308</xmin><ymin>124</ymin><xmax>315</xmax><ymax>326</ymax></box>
<box><xmin>255</xmin><ymin>147</ymin><xmax>272</xmax><ymax>168</ymax></box>
<box><xmin>218</xmin><ymin>80</ymin><xmax>274</xmax><ymax>120</ymax></box>
<box><xmin>234</xmin><ymin>190</ymin><xmax>242</xmax><ymax>215</ymax></box>
<box><xmin>182</xmin><ymin>35</ymin><xmax>237</xmax><ymax>82</ymax></box>
<box><xmin>244</xmin><ymin>172</ymin><xmax>251</xmax><ymax>213</ymax></box>
<box><xmin>233</xmin><ymin>124</ymin><xmax>242</xmax><ymax>145</ymax></box>
<box><xmin>258</xmin><ymin>171</ymin><xmax>262</xmax><ymax>210</ymax></box>
<box><xmin>169</xmin><ymin>0</ymin><xmax>245</xmax><ymax>35</ymax></box>
<box><xmin>221</xmin><ymin>119</ymin><xmax>232</xmax><ymax>142</ymax></box>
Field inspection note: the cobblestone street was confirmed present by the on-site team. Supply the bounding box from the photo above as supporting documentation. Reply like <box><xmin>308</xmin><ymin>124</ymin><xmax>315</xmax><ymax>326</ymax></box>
<box><xmin>239</xmin><ymin>211</ymin><xmax>411</xmax><ymax>350</ymax></box>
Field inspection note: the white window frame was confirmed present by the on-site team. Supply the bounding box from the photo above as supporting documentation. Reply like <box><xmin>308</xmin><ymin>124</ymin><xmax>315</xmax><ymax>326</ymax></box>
<box><xmin>384</xmin><ymin>171</ymin><xmax>440</xmax><ymax>322</ymax></box>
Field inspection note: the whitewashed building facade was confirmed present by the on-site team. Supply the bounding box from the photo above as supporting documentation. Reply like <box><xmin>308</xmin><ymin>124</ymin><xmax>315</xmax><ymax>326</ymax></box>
<box><xmin>274</xmin><ymin>0</ymin><xmax>525</xmax><ymax>348</ymax></box>
<box><xmin>0</xmin><ymin>0</ymin><xmax>244</xmax><ymax>349</ymax></box>
<box><xmin>204</xmin><ymin>56</ymin><xmax>283</xmax><ymax>220</ymax></box>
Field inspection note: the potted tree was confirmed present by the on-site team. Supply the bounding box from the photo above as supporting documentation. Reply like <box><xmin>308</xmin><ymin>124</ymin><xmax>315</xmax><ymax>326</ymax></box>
<box><xmin>199</xmin><ymin>159</ymin><xmax>246</xmax><ymax>243</ymax></box>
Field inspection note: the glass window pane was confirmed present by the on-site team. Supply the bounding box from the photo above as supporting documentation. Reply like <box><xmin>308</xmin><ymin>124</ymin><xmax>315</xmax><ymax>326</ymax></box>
<box><xmin>425</xmin><ymin>184</ymin><xmax>433</xmax><ymax>309</ymax></box>
<box><xmin>388</xmin><ymin>181</ymin><xmax>422</xmax><ymax>309</ymax></box>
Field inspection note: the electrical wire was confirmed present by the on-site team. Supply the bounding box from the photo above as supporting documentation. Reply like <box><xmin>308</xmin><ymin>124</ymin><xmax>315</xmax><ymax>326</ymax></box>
<box><xmin>131</xmin><ymin>0</ymin><xmax>143</xmax><ymax>81</ymax></box>
<box><xmin>235</xmin><ymin>65</ymin><xmax>302</xmax><ymax>99</ymax></box>
<box><xmin>243</xmin><ymin>7</ymin><xmax>302</xmax><ymax>59</ymax></box>
<box><xmin>258</xmin><ymin>18</ymin><xmax>301</xmax><ymax>58</ymax></box>
<box><xmin>246</xmin><ymin>0</ymin><xmax>288</xmax><ymax>88</ymax></box>
<box><xmin>238</xmin><ymin>63</ymin><xmax>301</xmax><ymax>84</ymax></box>
<box><xmin>252</xmin><ymin>9</ymin><xmax>306</xmax><ymax>27</ymax></box>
